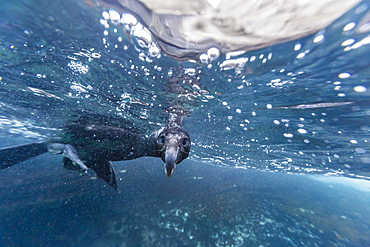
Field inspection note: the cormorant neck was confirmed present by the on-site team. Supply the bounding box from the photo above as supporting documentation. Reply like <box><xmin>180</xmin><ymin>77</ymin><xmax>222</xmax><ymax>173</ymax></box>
<box><xmin>166</xmin><ymin>105</ymin><xmax>189</xmax><ymax>128</ymax></box>
<box><xmin>168</xmin><ymin>112</ymin><xmax>183</xmax><ymax>128</ymax></box>
<box><xmin>141</xmin><ymin>105</ymin><xmax>190</xmax><ymax>158</ymax></box>
<box><xmin>142</xmin><ymin>133</ymin><xmax>160</xmax><ymax>157</ymax></box>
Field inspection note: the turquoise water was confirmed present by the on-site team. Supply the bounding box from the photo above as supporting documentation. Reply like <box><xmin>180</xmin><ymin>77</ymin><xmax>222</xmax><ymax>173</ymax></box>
<box><xmin>1</xmin><ymin>0</ymin><xmax>370</xmax><ymax>246</ymax></box>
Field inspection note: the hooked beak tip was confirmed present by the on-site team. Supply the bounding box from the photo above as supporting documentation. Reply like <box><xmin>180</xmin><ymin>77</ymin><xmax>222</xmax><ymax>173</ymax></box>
<box><xmin>166</xmin><ymin>169</ymin><xmax>173</xmax><ymax>177</ymax></box>
<box><xmin>165</xmin><ymin>160</ymin><xmax>175</xmax><ymax>177</ymax></box>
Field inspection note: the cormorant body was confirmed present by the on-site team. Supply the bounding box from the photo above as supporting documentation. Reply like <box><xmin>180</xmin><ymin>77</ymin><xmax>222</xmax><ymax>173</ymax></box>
<box><xmin>0</xmin><ymin>115</ymin><xmax>191</xmax><ymax>190</ymax></box>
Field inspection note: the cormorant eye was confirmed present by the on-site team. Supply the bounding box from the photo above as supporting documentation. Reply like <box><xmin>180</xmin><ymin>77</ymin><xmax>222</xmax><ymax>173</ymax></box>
<box><xmin>159</xmin><ymin>136</ymin><xmax>165</xmax><ymax>144</ymax></box>
<box><xmin>182</xmin><ymin>138</ymin><xmax>189</xmax><ymax>146</ymax></box>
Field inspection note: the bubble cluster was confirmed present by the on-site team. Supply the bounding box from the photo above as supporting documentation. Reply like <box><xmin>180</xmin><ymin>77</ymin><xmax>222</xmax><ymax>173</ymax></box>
<box><xmin>101</xmin><ymin>10</ymin><xmax>161</xmax><ymax>59</ymax></box>
<box><xmin>199</xmin><ymin>47</ymin><xmax>220</xmax><ymax>64</ymax></box>
<box><xmin>67</xmin><ymin>61</ymin><xmax>89</xmax><ymax>74</ymax></box>
<box><xmin>219</xmin><ymin>51</ymin><xmax>273</xmax><ymax>76</ymax></box>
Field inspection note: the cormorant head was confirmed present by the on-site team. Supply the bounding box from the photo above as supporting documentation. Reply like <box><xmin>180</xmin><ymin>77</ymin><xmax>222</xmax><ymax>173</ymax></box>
<box><xmin>156</xmin><ymin>126</ymin><xmax>191</xmax><ymax>177</ymax></box>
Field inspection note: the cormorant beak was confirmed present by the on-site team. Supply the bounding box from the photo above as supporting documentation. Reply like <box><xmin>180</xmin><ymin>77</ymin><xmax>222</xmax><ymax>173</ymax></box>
<box><xmin>164</xmin><ymin>143</ymin><xmax>178</xmax><ymax>177</ymax></box>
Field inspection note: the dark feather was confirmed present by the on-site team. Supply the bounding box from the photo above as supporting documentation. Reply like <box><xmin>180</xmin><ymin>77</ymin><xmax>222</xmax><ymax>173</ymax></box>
<box><xmin>0</xmin><ymin>142</ymin><xmax>48</xmax><ymax>169</ymax></box>
<box><xmin>87</xmin><ymin>160</ymin><xmax>118</xmax><ymax>190</ymax></box>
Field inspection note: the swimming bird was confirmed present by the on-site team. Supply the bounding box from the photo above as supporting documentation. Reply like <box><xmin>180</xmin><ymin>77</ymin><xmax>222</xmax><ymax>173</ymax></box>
<box><xmin>0</xmin><ymin>111</ymin><xmax>191</xmax><ymax>190</ymax></box>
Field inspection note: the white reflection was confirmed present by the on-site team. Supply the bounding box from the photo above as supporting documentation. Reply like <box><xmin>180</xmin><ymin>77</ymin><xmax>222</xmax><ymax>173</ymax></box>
<box><xmin>102</xmin><ymin>11</ymin><xmax>109</xmax><ymax>20</ymax></box>
<box><xmin>355</xmin><ymin>148</ymin><xmax>367</xmax><ymax>154</ymax></box>
<box><xmin>343</xmin><ymin>22</ymin><xmax>356</xmax><ymax>31</ymax></box>
<box><xmin>68</xmin><ymin>61</ymin><xmax>89</xmax><ymax>74</ymax></box>
<box><xmin>313</xmin><ymin>34</ymin><xmax>324</xmax><ymax>43</ymax></box>
<box><xmin>296</xmin><ymin>52</ymin><xmax>305</xmax><ymax>59</ymax></box>
<box><xmin>338</xmin><ymin>72</ymin><xmax>351</xmax><ymax>78</ymax></box>
<box><xmin>283</xmin><ymin>133</ymin><xmax>294</xmax><ymax>138</ymax></box>
<box><xmin>109</xmin><ymin>10</ymin><xmax>121</xmax><ymax>25</ymax></box>
<box><xmin>354</xmin><ymin>85</ymin><xmax>367</xmax><ymax>92</ymax></box>
<box><xmin>297</xmin><ymin>128</ymin><xmax>307</xmax><ymax>134</ymax></box>
<box><xmin>121</xmin><ymin>13</ymin><xmax>137</xmax><ymax>26</ymax></box>
<box><xmin>341</xmin><ymin>39</ymin><xmax>355</xmax><ymax>46</ymax></box>
<box><xmin>361</xmin><ymin>35</ymin><xmax>370</xmax><ymax>44</ymax></box>
<box><xmin>207</xmin><ymin>0</ymin><xmax>221</xmax><ymax>8</ymax></box>
<box><xmin>199</xmin><ymin>53</ymin><xmax>209</xmax><ymax>64</ymax></box>
<box><xmin>351</xmin><ymin>42</ymin><xmax>363</xmax><ymax>49</ymax></box>
<box><xmin>148</xmin><ymin>45</ymin><xmax>160</xmax><ymax>57</ymax></box>
<box><xmin>207</xmin><ymin>47</ymin><xmax>220</xmax><ymax>62</ymax></box>
<box><xmin>311</xmin><ymin>175</ymin><xmax>370</xmax><ymax>192</ymax></box>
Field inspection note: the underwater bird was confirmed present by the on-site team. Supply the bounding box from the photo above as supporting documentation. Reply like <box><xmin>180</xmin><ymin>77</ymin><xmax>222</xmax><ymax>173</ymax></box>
<box><xmin>0</xmin><ymin>111</ymin><xmax>191</xmax><ymax>190</ymax></box>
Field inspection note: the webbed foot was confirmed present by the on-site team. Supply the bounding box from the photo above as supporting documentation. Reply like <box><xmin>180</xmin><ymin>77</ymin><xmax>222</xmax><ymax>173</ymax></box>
<box><xmin>48</xmin><ymin>143</ymin><xmax>88</xmax><ymax>175</ymax></box>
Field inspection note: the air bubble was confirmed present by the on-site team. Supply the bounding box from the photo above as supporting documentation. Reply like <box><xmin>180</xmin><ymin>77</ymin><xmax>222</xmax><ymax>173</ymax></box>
<box><xmin>296</xmin><ymin>53</ymin><xmax>305</xmax><ymax>59</ymax></box>
<box><xmin>297</xmin><ymin>129</ymin><xmax>307</xmax><ymax>134</ymax></box>
<box><xmin>109</xmin><ymin>10</ymin><xmax>121</xmax><ymax>25</ymax></box>
<box><xmin>148</xmin><ymin>45</ymin><xmax>160</xmax><ymax>57</ymax></box>
<box><xmin>341</xmin><ymin>39</ymin><xmax>355</xmax><ymax>46</ymax></box>
<box><xmin>207</xmin><ymin>47</ymin><xmax>220</xmax><ymax>62</ymax></box>
<box><xmin>313</xmin><ymin>34</ymin><xmax>325</xmax><ymax>43</ymax></box>
<box><xmin>354</xmin><ymin>85</ymin><xmax>367</xmax><ymax>92</ymax></box>
<box><xmin>102</xmin><ymin>11</ymin><xmax>109</xmax><ymax>20</ymax></box>
<box><xmin>338</xmin><ymin>72</ymin><xmax>351</xmax><ymax>79</ymax></box>
<box><xmin>199</xmin><ymin>54</ymin><xmax>209</xmax><ymax>64</ymax></box>
<box><xmin>121</xmin><ymin>13</ymin><xmax>137</xmax><ymax>26</ymax></box>
<box><xmin>294</xmin><ymin>43</ymin><xmax>301</xmax><ymax>51</ymax></box>
<box><xmin>283</xmin><ymin>133</ymin><xmax>294</xmax><ymax>138</ymax></box>
<box><xmin>355</xmin><ymin>148</ymin><xmax>367</xmax><ymax>154</ymax></box>
<box><xmin>343</xmin><ymin>22</ymin><xmax>356</xmax><ymax>31</ymax></box>
<box><xmin>132</xmin><ymin>26</ymin><xmax>153</xmax><ymax>48</ymax></box>
<box><xmin>91</xmin><ymin>53</ymin><xmax>101</xmax><ymax>58</ymax></box>
<box><xmin>219</xmin><ymin>60</ymin><xmax>236</xmax><ymax>70</ymax></box>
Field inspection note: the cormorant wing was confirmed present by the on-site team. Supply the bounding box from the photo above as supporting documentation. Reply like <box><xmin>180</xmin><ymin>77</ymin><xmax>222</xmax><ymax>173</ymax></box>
<box><xmin>0</xmin><ymin>142</ymin><xmax>48</xmax><ymax>169</ymax></box>
<box><xmin>87</xmin><ymin>160</ymin><xmax>118</xmax><ymax>190</ymax></box>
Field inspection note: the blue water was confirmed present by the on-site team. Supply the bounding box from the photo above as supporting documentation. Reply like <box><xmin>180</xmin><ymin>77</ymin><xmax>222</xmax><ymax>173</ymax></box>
<box><xmin>1</xmin><ymin>0</ymin><xmax>370</xmax><ymax>246</ymax></box>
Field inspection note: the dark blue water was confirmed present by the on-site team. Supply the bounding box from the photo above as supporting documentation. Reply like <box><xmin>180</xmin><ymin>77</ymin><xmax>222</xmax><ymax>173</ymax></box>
<box><xmin>1</xmin><ymin>0</ymin><xmax>370</xmax><ymax>246</ymax></box>
<box><xmin>1</xmin><ymin>156</ymin><xmax>370</xmax><ymax>246</ymax></box>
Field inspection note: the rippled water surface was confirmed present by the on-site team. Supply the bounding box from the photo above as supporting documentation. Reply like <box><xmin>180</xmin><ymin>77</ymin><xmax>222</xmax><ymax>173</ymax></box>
<box><xmin>1</xmin><ymin>0</ymin><xmax>370</xmax><ymax>246</ymax></box>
